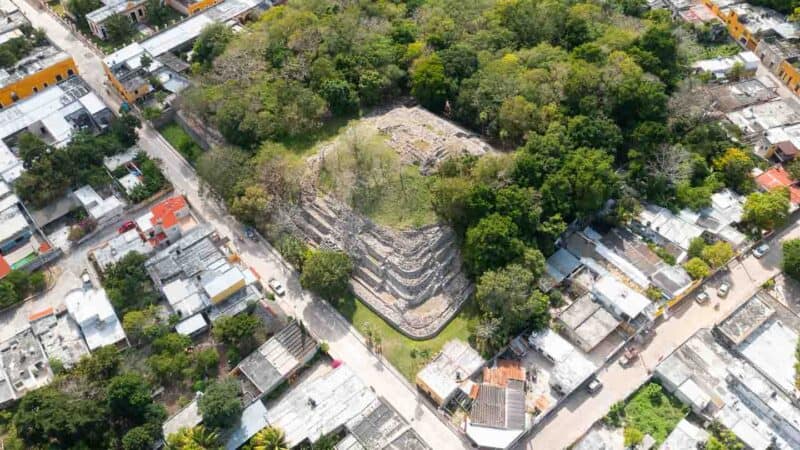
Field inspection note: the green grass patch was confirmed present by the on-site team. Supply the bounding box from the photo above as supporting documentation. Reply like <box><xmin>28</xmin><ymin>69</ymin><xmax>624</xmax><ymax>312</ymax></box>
<box><xmin>623</xmin><ymin>383</ymin><xmax>688</xmax><ymax>444</ymax></box>
<box><xmin>158</xmin><ymin>121</ymin><xmax>203</xmax><ymax>164</ymax></box>
<box><xmin>333</xmin><ymin>294</ymin><xmax>480</xmax><ymax>382</ymax></box>
<box><xmin>318</xmin><ymin>125</ymin><xmax>437</xmax><ymax>229</ymax></box>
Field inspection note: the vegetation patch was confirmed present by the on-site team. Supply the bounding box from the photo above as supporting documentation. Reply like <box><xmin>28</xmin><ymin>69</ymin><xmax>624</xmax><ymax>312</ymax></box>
<box><xmin>318</xmin><ymin>127</ymin><xmax>437</xmax><ymax>229</ymax></box>
<box><xmin>158</xmin><ymin>122</ymin><xmax>203</xmax><ymax>164</ymax></box>
<box><xmin>620</xmin><ymin>382</ymin><xmax>688</xmax><ymax>445</ymax></box>
<box><xmin>333</xmin><ymin>294</ymin><xmax>480</xmax><ymax>381</ymax></box>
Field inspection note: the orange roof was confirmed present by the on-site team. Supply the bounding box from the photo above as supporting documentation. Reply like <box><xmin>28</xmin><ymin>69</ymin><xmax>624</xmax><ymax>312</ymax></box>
<box><xmin>756</xmin><ymin>166</ymin><xmax>800</xmax><ymax>204</ymax></box>
<box><xmin>28</xmin><ymin>307</ymin><xmax>54</xmax><ymax>322</ymax></box>
<box><xmin>38</xmin><ymin>241</ymin><xmax>51</xmax><ymax>253</ymax></box>
<box><xmin>756</xmin><ymin>165</ymin><xmax>793</xmax><ymax>190</ymax></box>
<box><xmin>150</xmin><ymin>196</ymin><xmax>187</xmax><ymax>227</ymax></box>
<box><xmin>0</xmin><ymin>255</ymin><xmax>11</xmax><ymax>279</ymax></box>
<box><xmin>482</xmin><ymin>360</ymin><xmax>526</xmax><ymax>387</ymax></box>
<box><xmin>469</xmin><ymin>384</ymin><xmax>480</xmax><ymax>399</ymax></box>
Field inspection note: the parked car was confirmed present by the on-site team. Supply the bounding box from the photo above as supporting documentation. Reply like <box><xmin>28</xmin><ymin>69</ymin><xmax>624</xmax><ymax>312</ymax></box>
<box><xmin>718</xmin><ymin>282</ymin><xmax>730</xmax><ymax>297</ymax></box>
<box><xmin>81</xmin><ymin>271</ymin><xmax>91</xmax><ymax>286</ymax></box>
<box><xmin>586</xmin><ymin>378</ymin><xmax>603</xmax><ymax>394</ymax></box>
<box><xmin>268</xmin><ymin>278</ymin><xmax>285</xmax><ymax>296</ymax></box>
<box><xmin>118</xmin><ymin>220</ymin><xmax>136</xmax><ymax>234</ymax></box>
<box><xmin>245</xmin><ymin>227</ymin><xmax>257</xmax><ymax>240</ymax></box>
<box><xmin>619</xmin><ymin>346</ymin><xmax>639</xmax><ymax>367</ymax></box>
<box><xmin>753</xmin><ymin>243</ymin><xmax>769</xmax><ymax>258</ymax></box>
<box><xmin>696</xmin><ymin>290</ymin><xmax>710</xmax><ymax>304</ymax></box>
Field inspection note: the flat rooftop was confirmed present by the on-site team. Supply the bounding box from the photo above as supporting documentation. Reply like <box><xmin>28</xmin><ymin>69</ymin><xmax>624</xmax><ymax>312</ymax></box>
<box><xmin>265</xmin><ymin>364</ymin><xmax>428</xmax><ymax>449</ymax></box>
<box><xmin>726</xmin><ymin>99</ymin><xmax>800</xmax><ymax>136</ymax></box>
<box><xmin>0</xmin><ymin>46</ymin><xmax>72</xmax><ymax>90</ymax></box>
<box><xmin>0</xmin><ymin>328</ymin><xmax>52</xmax><ymax>397</ymax></box>
<box><xmin>558</xmin><ymin>294</ymin><xmax>620</xmax><ymax>352</ymax></box>
<box><xmin>29</xmin><ymin>310</ymin><xmax>89</xmax><ymax>369</ymax></box>
<box><xmin>717</xmin><ymin>293</ymin><xmax>775</xmax><ymax>345</ymax></box>
<box><xmin>416</xmin><ymin>339</ymin><xmax>485</xmax><ymax>404</ymax></box>
<box><xmin>0</xmin><ymin>77</ymin><xmax>109</xmax><ymax>147</ymax></box>
<box><xmin>104</xmin><ymin>0</ymin><xmax>266</xmax><ymax>66</ymax></box>
<box><xmin>92</xmin><ymin>229</ymin><xmax>153</xmax><ymax>272</ymax></box>
<box><xmin>236</xmin><ymin>321</ymin><xmax>317</xmax><ymax>402</ymax></box>
<box><xmin>162</xmin><ymin>396</ymin><xmax>202</xmax><ymax>439</ymax></box>
<box><xmin>655</xmin><ymin>328</ymin><xmax>800</xmax><ymax>450</ymax></box>
<box><xmin>709</xmin><ymin>79</ymin><xmax>778</xmax><ymax>113</ymax></box>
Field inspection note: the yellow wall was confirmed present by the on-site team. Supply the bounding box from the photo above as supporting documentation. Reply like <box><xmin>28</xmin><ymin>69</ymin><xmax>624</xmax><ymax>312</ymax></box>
<box><xmin>187</xmin><ymin>0</ymin><xmax>222</xmax><ymax>15</ymax></box>
<box><xmin>210</xmin><ymin>277</ymin><xmax>246</xmax><ymax>304</ymax></box>
<box><xmin>722</xmin><ymin>10</ymin><xmax>758</xmax><ymax>50</ymax></box>
<box><xmin>0</xmin><ymin>57</ymin><xmax>78</xmax><ymax>107</ymax></box>
<box><xmin>780</xmin><ymin>60</ymin><xmax>800</xmax><ymax>93</ymax></box>
<box><xmin>103</xmin><ymin>63</ymin><xmax>149</xmax><ymax>104</ymax></box>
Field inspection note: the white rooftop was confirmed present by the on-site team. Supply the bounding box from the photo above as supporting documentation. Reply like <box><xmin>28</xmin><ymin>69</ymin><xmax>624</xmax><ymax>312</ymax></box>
<box><xmin>738</xmin><ymin>319</ymin><xmax>799</xmax><ymax>396</ymax></box>
<box><xmin>73</xmin><ymin>185</ymin><xmax>123</xmax><ymax>221</ymax></box>
<box><xmin>64</xmin><ymin>288</ymin><xmax>126</xmax><ymax>350</ymax></box>
<box><xmin>529</xmin><ymin>328</ymin><xmax>597</xmax><ymax>394</ymax></box>
<box><xmin>162</xmin><ymin>397</ymin><xmax>202</xmax><ymax>439</ymax></box>
<box><xmin>592</xmin><ymin>275</ymin><xmax>651</xmax><ymax>320</ymax></box>
<box><xmin>265</xmin><ymin>365</ymin><xmax>379</xmax><ymax>448</ymax></box>
<box><xmin>0</xmin><ymin>79</ymin><xmax>105</xmax><ymax>144</ymax></box>
<box><xmin>175</xmin><ymin>313</ymin><xmax>208</xmax><ymax>336</ymax></box>
<box><xmin>416</xmin><ymin>340</ymin><xmax>485</xmax><ymax>404</ymax></box>
<box><xmin>660</xmin><ymin>419</ymin><xmax>709</xmax><ymax>450</ymax></box>
<box><xmin>103</xmin><ymin>146</ymin><xmax>139</xmax><ymax>171</ymax></box>
<box><xmin>0</xmin><ymin>195</ymin><xmax>28</xmax><ymax>245</ymax></box>
<box><xmin>727</xmin><ymin>99</ymin><xmax>800</xmax><ymax>135</ymax></box>
<box><xmin>225</xmin><ymin>400</ymin><xmax>268</xmax><ymax>450</ymax></box>
<box><xmin>692</xmin><ymin>51</ymin><xmax>759</xmax><ymax>78</ymax></box>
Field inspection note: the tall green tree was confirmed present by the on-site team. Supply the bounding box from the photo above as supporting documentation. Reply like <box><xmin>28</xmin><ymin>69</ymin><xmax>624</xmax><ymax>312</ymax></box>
<box><xmin>300</xmin><ymin>250</ymin><xmax>353</xmax><ymax>300</ymax></box>
<box><xmin>198</xmin><ymin>379</ymin><xmax>242</xmax><ymax>429</ymax></box>
<box><xmin>743</xmin><ymin>188</ymin><xmax>790</xmax><ymax>231</ymax></box>
<box><xmin>463</xmin><ymin>214</ymin><xmax>525</xmax><ymax>276</ymax></box>
<box><xmin>411</xmin><ymin>53</ymin><xmax>449</xmax><ymax>112</ymax></box>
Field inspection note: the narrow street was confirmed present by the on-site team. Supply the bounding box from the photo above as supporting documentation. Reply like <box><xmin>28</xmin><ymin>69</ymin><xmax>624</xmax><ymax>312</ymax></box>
<box><xmin>522</xmin><ymin>222</ymin><xmax>800</xmax><ymax>449</ymax></box>
<box><xmin>8</xmin><ymin>1</ymin><xmax>467</xmax><ymax>448</ymax></box>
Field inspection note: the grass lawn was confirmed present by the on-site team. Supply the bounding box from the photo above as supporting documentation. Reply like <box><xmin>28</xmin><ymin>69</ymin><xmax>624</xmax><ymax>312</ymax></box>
<box><xmin>333</xmin><ymin>294</ymin><xmax>480</xmax><ymax>382</ymax></box>
<box><xmin>623</xmin><ymin>382</ymin><xmax>688</xmax><ymax>444</ymax></box>
<box><xmin>159</xmin><ymin>121</ymin><xmax>203</xmax><ymax>164</ymax></box>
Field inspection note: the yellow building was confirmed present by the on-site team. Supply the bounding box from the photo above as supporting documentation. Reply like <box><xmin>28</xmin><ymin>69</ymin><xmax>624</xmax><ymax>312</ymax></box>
<box><xmin>0</xmin><ymin>48</ymin><xmax>78</xmax><ymax>108</ymax></box>
<box><xmin>779</xmin><ymin>58</ymin><xmax>800</xmax><ymax>93</ymax></box>
<box><xmin>702</xmin><ymin>1</ymin><xmax>799</xmax><ymax>51</ymax></box>
<box><xmin>166</xmin><ymin>0</ymin><xmax>223</xmax><ymax>16</ymax></box>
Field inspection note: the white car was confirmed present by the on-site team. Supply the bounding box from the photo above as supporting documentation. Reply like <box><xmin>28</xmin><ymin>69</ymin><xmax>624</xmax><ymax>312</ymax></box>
<box><xmin>81</xmin><ymin>272</ymin><xmax>91</xmax><ymax>285</ymax></box>
<box><xmin>753</xmin><ymin>243</ymin><xmax>769</xmax><ymax>258</ymax></box>
<box><xmin>718</xmin><ymin>282</ymin><xmax>730</xmax><ymax>297</ymax></box>
<box><xmin>268</xmin><ymin>278</ymin><xmax>285</xmax><ymax>296</ymax></box>
<box><xmin>587</xmin><ymin>378</ymin><xmax>603</xmax><ymax>393</ymax></box>
<box><xmin>696</xmin><ymin>291</ymin><xmax>710</xmax><ymax>304</ymax></box>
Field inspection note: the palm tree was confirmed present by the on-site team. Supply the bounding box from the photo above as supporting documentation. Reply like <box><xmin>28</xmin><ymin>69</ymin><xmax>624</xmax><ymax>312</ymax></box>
<box><xmin>250</xmin><ymin>426</ymin><xmax>288</xmax><ymax>450</ymax></box>
<box><xmin>165</xmin><ymin>425</ymin><xmax>222</xmax><ymax>450</ymax></box>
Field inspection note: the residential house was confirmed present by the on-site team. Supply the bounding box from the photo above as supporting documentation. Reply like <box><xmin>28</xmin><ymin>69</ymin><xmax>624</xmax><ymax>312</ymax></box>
<box><xmin>102</xmin><ymin>0</ymin><xmax>268</xmax><ymax>102</ymax></box>
<box><xmin>416</xmin><ymin>339</ymin><xmax>485</xmax><ymax>407</ymax></box>
<box><xmin>0</xmin><ymin>10</ymin><xmax>78</xmax><ymax>107</ymax></box>
<box><xmin>85</xmin><ymin>0</ymin><xmax>147</xmax><ymax>41</ymax></box>
<box><xmin>64</xmin><ymin>287</ymin><xmax>128</xmax><ymax>351</ymax></box>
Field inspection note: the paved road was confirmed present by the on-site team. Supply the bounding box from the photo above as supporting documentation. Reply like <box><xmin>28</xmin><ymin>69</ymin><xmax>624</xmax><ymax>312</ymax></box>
<box><xmin>10</xmin><ymin>1</ymin><xmax>466</xmax><ymax>447</ymax></box>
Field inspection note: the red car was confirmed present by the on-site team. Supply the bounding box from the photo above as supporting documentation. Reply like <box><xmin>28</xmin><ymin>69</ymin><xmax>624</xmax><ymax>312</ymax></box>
<box><xmin>118</xmin><ymin>220</ymin><xmax>136</xmax><ymax>234</ymax></box>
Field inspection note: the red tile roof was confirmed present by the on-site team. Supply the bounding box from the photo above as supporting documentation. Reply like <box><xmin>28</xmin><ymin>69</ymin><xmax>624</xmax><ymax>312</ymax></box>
<box><xmin>482</xmin><ymin>360</ymin><xmax>526</xmax><ymax>387</ymax></box>
<box><xmin>0</xmin><ymin>255</ymin><xmax>11</xmax><ymax>280</ymax></box>
<box><xmin>150</xmin><ymin>196</ymin><xmax>187</xmax><ymax>229</ymax></box>
<box><xmin>28</xmin><ymin>307</ymin><xmax>54</xmax><ymax>322</ymax></box>
<box><xmin>756</xmin><ymin>166</ymin><xmax>800</xmax><ymax>204</ymax></box>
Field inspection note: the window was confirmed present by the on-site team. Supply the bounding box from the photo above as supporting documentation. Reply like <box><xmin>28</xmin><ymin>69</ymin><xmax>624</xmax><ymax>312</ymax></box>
<box><xmin>138</xmin><ymin>9</ymin><xmax>143</xmax><ymax>17</ymax></box>
<box><xmin>10</xmin><ymin>92</ymin><xmax>18</xmax><ymax>102</ymax></box>
<box><xmin>43</xmin><ymin>83</ymin><xmax>48</xmax><ymax>88</ymax></box>
<box><xmin>56</xmin><ymin>74</ymin><xmax>63</xmax><ymax>82</ymax></box>
<box><xmin>33</xmin><ymin>87</ymin><xmax>38</xmax><ymax>93</ymax></box>
<box><xmin>67</xmin><ymin>69</ymin><xmax>74</xmax><ymax>76</ymax></box>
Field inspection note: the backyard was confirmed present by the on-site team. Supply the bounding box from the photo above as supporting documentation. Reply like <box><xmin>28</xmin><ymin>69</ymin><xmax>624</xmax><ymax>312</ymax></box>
<box><xmin>333</xmin><ymin>294</ymin><xmax>479</xmax><ymax>381</ymax></box>
<box><xmin>606</xmin><ymin>382</ymin><xmax>688</xmax><ymax>446</ymax></box>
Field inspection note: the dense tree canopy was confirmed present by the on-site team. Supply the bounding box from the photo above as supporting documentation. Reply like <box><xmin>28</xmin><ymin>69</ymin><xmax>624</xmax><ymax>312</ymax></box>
<box><xmin>300</xmin><ymin>250</ymin><xmax>353</xmax><ymax>300</ymax></box>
